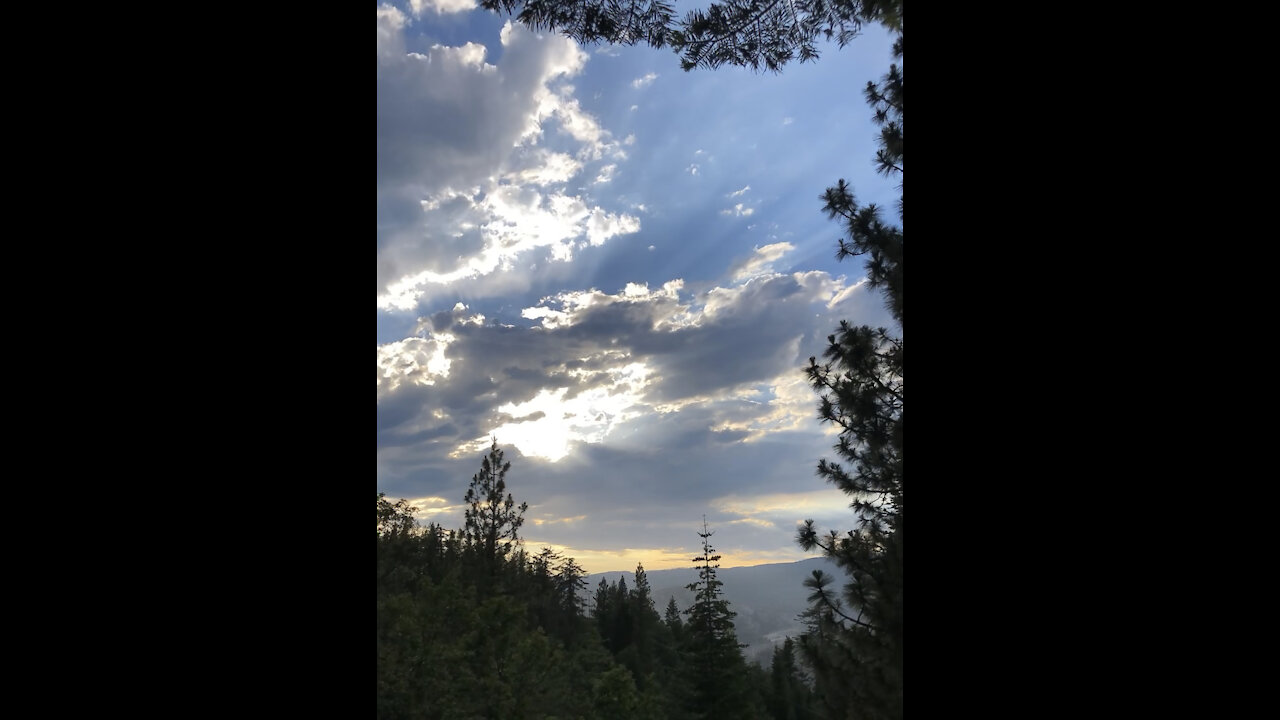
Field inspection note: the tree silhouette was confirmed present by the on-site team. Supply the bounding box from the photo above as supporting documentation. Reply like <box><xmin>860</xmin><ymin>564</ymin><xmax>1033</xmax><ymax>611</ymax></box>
<box><xmin>683</xmin><ymin>517</ymin><xmax>754</xmax><ymax>718</ymax></box>
<box><xmin>479</xmin><ymin>0</ymin><xmax>903</xmax><ymax>71</ymax></box>
<box><xmin>463</xmin><ymin>438</ymin><xmax>529</xmax><ymax>572</ymax></box>
<box><xmin>796</xmin><ymin>40</ymin><xmax>903</xmax><ymax>718</ymax></box>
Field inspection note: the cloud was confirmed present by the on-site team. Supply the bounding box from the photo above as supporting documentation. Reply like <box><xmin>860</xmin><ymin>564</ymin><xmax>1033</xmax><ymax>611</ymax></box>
<box><xmin>594</xmin><ymin>164</ymin><xmax>617</xmax><ymax>184</ymax></box>
<box><xmin>782</xmin><ymin>117</ymin><xmax>794</xmax><ymax>125</ymax></box>
<box><xmin>504</xmin><ymin>148</ymin><xmax>582</xmax><ymax>186</ymax></box>
<box><xmin>720</xmin><ymin>203</ymin><xmax>755</xmax><ymax>217</ymax></box>
<box><xmin>377</xmin><ymin>4</ymin><xmax>408</xmax><ymax>55</ymax></box>
<box><xmin>712</xmin><ymin>489</ymin><xmax>853</xmax><ymax>531</ymax></box>
<box><xmin>378</xmin><ymin>241</ymin><xmax>883</xmax><ymax>485</ymax></box>
<box><xmin>729</xmin><ymin>242</ymin><xmax>794</xmax><ymax>281</ymax></box>
<box><xmin>631</xmin><ymin>72</ymin><xmax>658</xmax><ymax>88</ymax></box>
<box><xmin>378</xmin><ymin>186</ymin><xmax>642</xmax><ymax>311</ymax></box>
<box><xmin>728</xmin><ymin>185</ymin><xmax>750</xmax><ymax>198</ymax></box>
<box><xmin>827</xmin><ymin>277</ymin><xmax>869</xmax><ymax>309</ymax></box>
<box><xmin>410</xmin><ymin>0</ymin><xmax>477</xmax><ymax>14</ymax></box>
<box><xmin>377</xmin><ymin>16</ymin><xmax>638</xmax><ymax>310</ymax></box>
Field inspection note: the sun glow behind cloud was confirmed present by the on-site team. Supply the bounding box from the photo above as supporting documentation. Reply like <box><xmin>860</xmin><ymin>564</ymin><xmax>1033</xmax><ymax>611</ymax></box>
<box><xmin>465</xmin><ymin>361</ymin><xmax>653</xmax><ymax>461</ymax></box>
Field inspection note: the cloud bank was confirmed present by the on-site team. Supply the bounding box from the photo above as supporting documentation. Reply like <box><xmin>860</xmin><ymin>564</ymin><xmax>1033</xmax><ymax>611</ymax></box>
<box><xmin>377</xmin><ymin>11</ymin><xmax>639</xmax><ymax>311</ymax></box>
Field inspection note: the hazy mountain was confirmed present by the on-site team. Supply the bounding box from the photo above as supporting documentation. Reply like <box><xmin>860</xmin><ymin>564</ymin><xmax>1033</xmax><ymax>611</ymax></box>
<box><xmin>584</xmin><ymin>557</ymin><xmax>842</xmax><ymax>665</ymax></box>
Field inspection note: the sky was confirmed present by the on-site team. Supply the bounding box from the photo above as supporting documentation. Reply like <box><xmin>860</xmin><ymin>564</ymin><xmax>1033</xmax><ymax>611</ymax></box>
<box><xmin>376</xmin><ymin>0</ymin><xmax>901</xmax><ymax>572</ymax></box>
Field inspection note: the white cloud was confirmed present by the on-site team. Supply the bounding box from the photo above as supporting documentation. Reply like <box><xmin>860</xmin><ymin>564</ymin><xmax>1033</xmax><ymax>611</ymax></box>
<box><xmin>545</xmin><ymin>95</ymin><xmax>609</xmax><ymax>157</ymax></box>
<box><xmin>377</xmin><ymin>335</ymin><xmax>455</xmax><ymax>394</ymax></box>
<box><xmin>629</xmin><ymin>104</ymin><xmax>638</xmax><ymax>112</ymax></box>
<box><xmin>631</xmin><ymin>72</ymin><xmax>658</xmax><ymax>88</ymax></box>
<box><xmin>377</xmin><ymin>17</ymin><xmax>639</xmax><ymax>311</ymax></box>
<box><xmin>410</xmin><ymin>0</ymin><xmax>477</xmax><ymax>14</ymax></box>
<box><xmin>728</xmin><ymin>185</ymin><xmax>750</xmax><ymax>198</ymax></box>
<box><xmin>826</xmin><ymin>277</ymin><xmax>869</xmax><ymax>309</ymax></box>
<box><xmin>377</xmin><ymin>4</ymin><xmax>408</xmax><ymax>57</ymax></box>
<box><xmin>730</xmin><ymin>242</ymin><xmax>794</xmax><ymax>281</ymax></box>
<box><xmin>782</xmin><ymin>117</ymin><xmax>794</xmax><ymax>125</ymax></box>
<box><xmin>686</xmin><ymin>164</ymin><xmax>699</xmax><ymax>176</ymax></box>
<box><xmin>379</xmin><ymin>183</ymin><xmax>640</xmax><ymax>311</ymax></box>
<box><xmin>594</xmin><ymin>163</ymin><xmax>616</xmax><ymax>184</ymax></box>
<box><xmin>585</xmin><ymin>206</ymin><xmax>641</xmax><ymax>246</ymax></box>
<box><xmin>720</xmin><ymin>203</ymin><xmax>755</xmax><ymax>217</ymax></box>
<box><xmin>512</xmin><ymin>149</ymin><xmax>582</xmax><ymax>186</ymax></box>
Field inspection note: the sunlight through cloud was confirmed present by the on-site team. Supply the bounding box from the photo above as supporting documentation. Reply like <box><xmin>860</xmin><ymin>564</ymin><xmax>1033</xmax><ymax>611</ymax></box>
<box><xmin>468</xmin><ymin>362</ymin><xmax>653</xmax><ymax>461</ymax></box>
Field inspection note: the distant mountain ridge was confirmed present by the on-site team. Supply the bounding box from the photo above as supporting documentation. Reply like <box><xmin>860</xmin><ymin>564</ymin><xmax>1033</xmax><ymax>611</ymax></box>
<box><xmin>583</xmin><ymin>557</ymin><xmax>841</xmax><ymax>665</ymax></box>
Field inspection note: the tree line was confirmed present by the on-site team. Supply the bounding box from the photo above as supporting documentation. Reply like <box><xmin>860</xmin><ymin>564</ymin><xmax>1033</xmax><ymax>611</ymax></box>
<box><xmin>378</xmin><ymin>440</ymin><xmax>816</xmax><ymax>719</ymax></box>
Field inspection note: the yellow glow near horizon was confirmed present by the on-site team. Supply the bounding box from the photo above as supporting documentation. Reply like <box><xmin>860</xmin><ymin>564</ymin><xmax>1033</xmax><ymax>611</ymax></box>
<box><xmin>523</xmin><ymin>540</ymin><xmax>819</xmax><ymax>574</ymax></box>
<box><xmin>712</xmin><ymin>489</ymin><xmax>851</xmax><ymax>520</ymax></box>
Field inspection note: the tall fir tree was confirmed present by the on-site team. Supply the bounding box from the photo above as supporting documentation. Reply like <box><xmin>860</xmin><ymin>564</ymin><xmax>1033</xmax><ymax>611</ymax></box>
<box><xmin>663</xmin><ymin>595</ymin><xmax>684</xmax><ymax>636</ymax></box>
<box><xmin>462</xmin><ymin>438</ymin><xmax>529</xmax><ymax>575</ymax></box>
<box><xmin>764</xmin><ymin>637</ymin><xmax>817</xmax><ymax>720</ymax></box>
<box><xmin>796</xmin><ymin>35</ymin><xmax>903</xmax><ymax>720</ymax></box>
<box><xmin>594</xmin><ymin>577</ymin><xmax>614</xmax><ymax>621</ymax></box>
<box><xmin>626</xmin><ymin>563</ymin><xmax>661</xmax><ymax>686</ymax></box>
<box><xmin>682</xmin><ymin>518</ymin><xmax>756</xmax><ymax>719</ymax></box>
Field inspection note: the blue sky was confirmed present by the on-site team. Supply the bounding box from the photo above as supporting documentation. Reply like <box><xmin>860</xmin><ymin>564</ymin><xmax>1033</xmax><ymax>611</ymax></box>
<box><xmin>376</xmin><ymin>1</ymin><xmax>900</xmax><ymax>571</ymax></box>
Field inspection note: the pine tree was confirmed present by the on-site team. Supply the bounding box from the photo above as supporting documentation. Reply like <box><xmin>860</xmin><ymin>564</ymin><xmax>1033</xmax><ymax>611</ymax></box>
<box><xmin>633</xmin><ymin>563</ymin><xmax>655</xmax><ymax>615</ymax></box>
<box><xmin>820</xmin><ymin>35</ymin><xmax>903</xmax><ymax>326</ymax></box>
<box><xmin>622</xmin><ymin>563</ymin><xmax>665</xmax><ymax>690</ymax></box>
<box><xmin>611</xmin><ymin>575</ymin><xmax>634</xmax><ymax>653</ymax></box>
<box><xmin>555</xmin><ymin>555</ymin><xmax>589</xmax><ymax>619</ymax></box>
<box><xmin>462</xmin><ymin>438</ymin><xmax>529</xmax><ymax>570</ymax></box>
<box><xmin>682</xmin><ymin>518</ymin><xmax>754</xmax><ymax>719</ymax></box>
<box><xmin>684</xmin><ymin>519</ymin><xmax>737</xmax><ymax>651</ymax></box>
<box><xmin>479</xmin><ymin>0</ymin><xmax>902</xmax><ymax>71</ymax></box>
<box><xmin>655</xmin><ymin>593</ymin><xmax>697</xmax><ymax>720</ymax></box>
<box><xmin>595</xmin><ymin>577</ymin><xmax>614</xmax><ymax>620</ymax></box>
<box><xmin>663</xmin><ymin>595</ymin><xmax>684</xmax><ymax>637</ymax></box>
<box><xmin>795</xmin><ymin>37</ymin><xmax>903</xmax><ymax>720</ymax></box>
<box><xmin>765</xmin><ymin>638</ymin><xmax>817</xmax><ymax>720</ymax></box>
<box><xmin>377</xmin><ymin>492</ymin><xmax>416</xmax><ymax>537</ymax></box>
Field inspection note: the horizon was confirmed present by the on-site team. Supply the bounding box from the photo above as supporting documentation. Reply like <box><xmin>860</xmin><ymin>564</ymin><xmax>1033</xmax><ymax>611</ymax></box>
<box><xmin>583</xmin><ymin>553</ymin><xmax>830</xmax><ymax>577</ymax></box>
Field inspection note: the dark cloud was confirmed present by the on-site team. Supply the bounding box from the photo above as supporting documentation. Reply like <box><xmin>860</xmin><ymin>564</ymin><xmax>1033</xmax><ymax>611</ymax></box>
<box><xmin>377</xmin><ymin>258</ymin><xmax>874</xmax><ymax>548</ymax></box>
